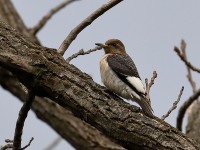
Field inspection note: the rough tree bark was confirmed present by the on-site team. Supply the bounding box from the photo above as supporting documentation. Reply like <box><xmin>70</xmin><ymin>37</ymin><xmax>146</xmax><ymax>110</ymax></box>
<box><xmin>0</xmin><ymin>0</ymin><xmax>124</xmax><ymax>149</ymax></box>
<box><xmin>0</xmin><ymin>20</ymin><xmax>198</xmax><ymax>150</ymax></box>
<box><xmin>0</xmin><ymin>0</ymin><xmax>199</xmax><ymax>150</ymax></box>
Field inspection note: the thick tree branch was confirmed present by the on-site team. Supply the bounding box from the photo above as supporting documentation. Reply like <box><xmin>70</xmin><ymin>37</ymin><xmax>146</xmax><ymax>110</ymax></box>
<box><xmin>176</xmin><ymin>88</ymin><xmax>200</xmax><ymax>131</ymax></box>
<box><xmin>186</xmin><ymin>101</ymin><xmax>200</xmax><ymax>145</ymax></box>
<box><xmin>0</xmin><ymin>21</ymin><xmax>198</xmax><ymax>150</ymax></box>
<box><xmin>0</xmin><ymin>0</ymin><xmax>40</xmax><ymax>44</ymax></box>
<box><xmin>0</xmin><ymin>68</ymin><xmax>125</xmax><ymax>150</ymax></box>
<box><xmin>58</xmin><ymin>0</ymin><xmax>123</xmax><ymax>55</ymax></box>
<box><xmin>0</xmin><ymin>2</ymin><xmax>125</xmax><ymax>149</ymax></box>
<box><xmin>30</xmin><ymin>0</ymin><xmax>79</xmax><ymax>35</ymax></box>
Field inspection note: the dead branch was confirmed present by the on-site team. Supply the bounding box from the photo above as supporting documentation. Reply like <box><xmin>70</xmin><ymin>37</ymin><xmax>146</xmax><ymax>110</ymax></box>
<box><xmin>161</xmin><ymin>86</ymin><xmax>184</xmax><ymax>120</ymax></box>
<box><xmin>20</xmin><ymin>137</ymin><xmax>34</xmax><ymax>150</ymax></box>
<box><xmin>0</xmin><ymin>144</ymin><xmax>13</xmax><ymax>150</ymax></box>
<box><xmin>174</xmin><ymin>41</ymin><xmax>200</xmax><ymax>73</ymax></box>
<box><xmin>13</xmin><ymin>90</ymin><xmax>35</xmax><ymax>150</ymax></box>
<box><xmin>180</xmin><ymin>40</ymin><xmax>197</xmax><ymax>92</ymax></box>
<box><xmin>44</xmin><ymin>137</ymin><xmax>62</xmax><ymax>150</ymax></box>
<box><xmin>145</xmin><ymin>71</ymin><xmax>157</xmax><ymax>104</ymax></box>
<box><xmin>58</xmin><ymin>0</ymin><xmax>123</xmax><ymax>55</ymax></box>
<box><xmin>177</xmin><ymin>88</ymin><xmax>200</xmax><ymax>131</ymax></box>
<box><xmin>30</xmin><ymin>0</ymin><xmax>78</xmax><ymax>35</ymax></box>
<box><xmin>66</xmin><ymin>46</ymin><xmax>102</xmax><ymax>63</ymax></box>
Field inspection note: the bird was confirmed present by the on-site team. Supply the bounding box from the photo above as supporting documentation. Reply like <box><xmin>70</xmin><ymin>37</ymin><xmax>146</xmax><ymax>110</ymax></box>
<box><xmin>95</xmin><ymin>39</ymin><xmax>153</xmax><ymax>116</ymax></box>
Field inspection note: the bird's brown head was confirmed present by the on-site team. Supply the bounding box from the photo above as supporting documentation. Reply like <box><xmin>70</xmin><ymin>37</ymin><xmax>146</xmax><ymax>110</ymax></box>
<box><xmin>95</xmin><ymin>39</ymin><xmax>126</xmax><ymax>54</ymax></box>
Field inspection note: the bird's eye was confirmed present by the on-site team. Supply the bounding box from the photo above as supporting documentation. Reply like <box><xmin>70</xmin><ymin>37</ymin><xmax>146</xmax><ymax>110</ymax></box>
<box><xmin>112</xmin><ymin>43</ymin><xmax>116</xmax><ymax>47</ymax></box>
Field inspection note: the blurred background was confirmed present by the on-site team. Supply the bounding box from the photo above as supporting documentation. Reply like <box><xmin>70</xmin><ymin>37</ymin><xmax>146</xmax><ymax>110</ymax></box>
<box><xmin>1</xmin><ymin>0</ymin><xmax>200</xmax><ymax>149</ymax></box>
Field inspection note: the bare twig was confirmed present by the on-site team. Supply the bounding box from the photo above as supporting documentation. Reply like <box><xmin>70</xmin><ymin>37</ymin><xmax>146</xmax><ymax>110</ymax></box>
<box><xmin>13</xmin><ymin>90</ymin><xmax>35</xmax><ymax>150</ymax></box>
<box><xmin>44</xmin><ymin>137</ymin><xmax>62</xmax><ymax>150</ymax></box>
<box><xmin>180</xmin><ymin>40</ymin><xmax>196</xmax><ymax>92</ymax></box>
<box><xmin>1</xmin><ymin>137</ymin><xmax>33</xmax><ymax>150</ymax></box>
<box><xmin>145</xmin><ymin>71</ymin><xmax>157</xmax><ymax>104</ymax></box>
<box><xmin>58</xmin><ymin>0</ymin><xmax>123</xmax><ymax>55</ymax></box>
<box><xmin>177</xmin><ymin>88</ymin><xmax>200</xmax><ymax>131</ymax></box>
<box><xmin>174</xmin><ymin>42</ymin><xmax>200</xmax><ymax>73</ymax></box>
<box><xmin>5</xmin><ymin>139</ymin><xmax>13</xmax><ymax>143</ymax></box>
<box><xmin>161</xmin><ymin>86</ymin><xmax>184</xmax><ymax>120</ymax></box>
<box><xmin>66</xmin><ymin>46</ymin><xmax>102</xmax><ymax>63</ymax></box>
<box><xmin>30</xmin><ymin>0</ymin><xmax>79</xmax><ymax>35</ymax></box>
<box><xmin>20</xmin><ymin>137</ymin><xmax>34</xmax><ymax>150</ymax></box>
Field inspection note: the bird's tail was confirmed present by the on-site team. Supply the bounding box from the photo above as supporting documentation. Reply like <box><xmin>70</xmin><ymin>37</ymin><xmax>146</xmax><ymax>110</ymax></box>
<box><xmin>131</xmin><ymin>94</ymin><xmax>154</xmax><ymax>117</ymax></box>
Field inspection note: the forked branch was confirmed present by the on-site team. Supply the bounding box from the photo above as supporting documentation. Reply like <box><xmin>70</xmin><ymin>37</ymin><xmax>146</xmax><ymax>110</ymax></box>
<box><xmin>145</xmin><ymin>71</ymin><xmax>157</xmax><ymax>104</ymax></box>
<box><xmin>174</xmin><ymin>40</ymin><xmax>200</xmax><ymax>73</ymax></box>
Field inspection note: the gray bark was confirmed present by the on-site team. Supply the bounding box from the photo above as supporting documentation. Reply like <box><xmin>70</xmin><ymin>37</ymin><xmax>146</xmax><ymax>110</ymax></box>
<box><xmin>0</xmin><ymin>20</ymin><xmax>197</xmax><ymax>150</ymax></box>
<box><xmin>0</xmin><ymin>0</ymin><xmax>199</xmax><ymax>149</ymax></box>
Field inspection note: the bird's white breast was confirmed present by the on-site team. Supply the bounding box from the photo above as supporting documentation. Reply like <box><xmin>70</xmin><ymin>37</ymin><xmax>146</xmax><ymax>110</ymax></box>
<box><xmin>100</xmin><ymin>54</ymin><xmax>141</xmax><ymax>100</ymax></box>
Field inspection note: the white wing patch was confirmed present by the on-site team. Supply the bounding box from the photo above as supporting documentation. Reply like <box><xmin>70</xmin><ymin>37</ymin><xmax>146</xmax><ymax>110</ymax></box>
<box><xmin>126</xmin><ymin>76</ymin><xmax>145</xmax><ymax>94</ymax></box>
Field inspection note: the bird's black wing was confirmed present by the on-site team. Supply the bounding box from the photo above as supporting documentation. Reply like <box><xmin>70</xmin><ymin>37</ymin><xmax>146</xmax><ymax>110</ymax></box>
<box><xmin>107</xmin><ymin>54</ymin><xmax>144</xmax><ymax>95</ymax></box>
<box><xmin>107</xmin><ymin>54</ymin><xmax>140</xmax><ymax>78</ymax></box>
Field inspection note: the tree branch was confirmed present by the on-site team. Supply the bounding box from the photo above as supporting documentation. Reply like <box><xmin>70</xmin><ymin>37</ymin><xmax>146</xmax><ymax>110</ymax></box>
<box><xmin>58</xmin><ymin>0</ymin><xmax>123</xmax><ymax>55</ymax></box>
<box><xmin>44</xmin><ymin>137</ymin><xmax>62</xmax><ymax>150</ymax></box>
<box><xmin>145</xmin><ymin>71</ymin><xmax>157</xmax><ymax>104</ymax></box>
<box><xmin>177</xmin><ymin>88</ymin><xmax>200</xmax><ymax>131</ymax></box>
<box><xmin>30</xmin><ymin>0</ymin><xmax>79</xmax><ymax>35</ymax></box>
<box><xmin>0</xmin><ymin>1</ymin><xmax>126</xmax><ymax>149</ymax></box>
<box><xmin>13</xmin><ymin>89</ymin><xmax>35</xmax><ymax>150</ymax></box>
<box><xmin>0</xmin><ymin>0</ymin><xmax>40</xmax><ymax>44</ymax></box>
<box><xmin>20</xmin><ymin>137</ymin><xmax>34</xmax><ymax>150</ymax></box>
<box><xmin>180</xmin><ymin>40</ymin><xmax>196</xmax><ymax>92</ymax></box>
<box><xmin>161</xmin><ymin>86</ymin><xmax>184</xmax><ymax>120</ymax></box>
<box><xmin>174</xmin><ymin>41</ymin><xmax>200</xmax><ymax>73</ymax></box>
<box><xmin>66</xmin><ymin>46</ymin><xmax>102</xmax><ymax>63</ymax></box>
<box><xmin>0</xmin><ymin>21</ymin><xmax>198</xmax><ymax>150</ymax></box>
<box><xmin>0</xmin><ymin>68</ymin><xmax>125</xmax><ymax>150</ymax></box>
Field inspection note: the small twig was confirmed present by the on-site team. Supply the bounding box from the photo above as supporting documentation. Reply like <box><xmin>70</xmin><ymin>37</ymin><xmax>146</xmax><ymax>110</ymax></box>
<box><xmin>145</xmin><ymin>71</ymin><xmax>157</xmax><ymax>104</ymax></box>
<box><xmin>161</xmin><ymin>86</ymin><xmax>184</xmax><ymax>120</ymax></box>
<box><xmin>13</xmin><ymin>89</ymin><xmax>35</xmax><ymax>150</ymax></box>
<box><xmin>66</xmin><ymin>46</ymin><xmax>102</xmax><ymax>63</ymax></box>
<box><xmin>5</xmin><ymin>139</ymin><xmax>13</xmax><ymax>143</ymax></box>
<box><xmin>1</xmin><ymin>138</ymin><xmax>34</xmax><ymax>150</ymax></box>
<box><xmin>176</xmin><ymin>88</ymin><xmax>200</xmax><ymax>131</ymax></box>
<box><xmin>174</xmin><ymin>42</ymin><xmax>200</xmax><ymax>73</ymax></box>
<box><xmin>20</xmin><ymin>137</ymin><xmax>34</xmax><ymax>150</ymax></box>
<box><xmin>180</xmin><ymin>40</ymin><xmax>197</xmax><ymax>92</ymax></box>
<box><xmin>58</xmin><ymin>0</ymin><xmax>123</xmax><ymax>55</ymax></box>
<box><xmin>44</xmin><ymin>137</ymin><xmax>62</xmax><ymax>150</ymax></box>
<box><xmin>30</xmin><ymin>0</ymin><xmax>79</xmax><ymax>35</ymax></box>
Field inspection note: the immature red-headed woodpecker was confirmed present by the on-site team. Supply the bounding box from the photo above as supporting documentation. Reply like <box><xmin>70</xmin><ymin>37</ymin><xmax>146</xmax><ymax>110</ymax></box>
<box><xmin>95</xmin><ymin>39</ymin><xmax>153</xmax><ymax>116</ymax></box>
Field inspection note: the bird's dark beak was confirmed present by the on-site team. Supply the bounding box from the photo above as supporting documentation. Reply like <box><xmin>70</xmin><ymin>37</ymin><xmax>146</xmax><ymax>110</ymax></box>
<box><xmin>95</xmin><ymin>43</ymin><xmax>107</xmax><ymax>48</ymax></box>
